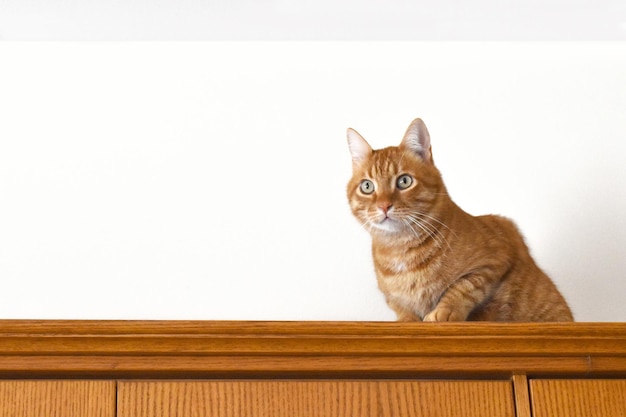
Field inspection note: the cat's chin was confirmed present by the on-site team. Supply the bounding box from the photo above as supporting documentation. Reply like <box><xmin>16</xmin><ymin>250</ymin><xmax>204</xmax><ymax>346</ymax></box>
<box><xmin>369</xmin><ymin>219</ymin><xmax>404</xmax><ymax>235</ymax></box>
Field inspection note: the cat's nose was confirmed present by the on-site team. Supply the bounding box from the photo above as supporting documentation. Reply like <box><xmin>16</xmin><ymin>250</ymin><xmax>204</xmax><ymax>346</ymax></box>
<box><xmin>379</xmin><ymin>203</ymin><xmax>393</xmax><ymax>215</ymax></box>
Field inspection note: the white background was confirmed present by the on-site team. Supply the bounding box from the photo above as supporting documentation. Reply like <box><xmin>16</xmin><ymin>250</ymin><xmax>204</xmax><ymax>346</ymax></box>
<box><xmin>0</xmin><ymin>2</ymin><xmax>625</xmax><ymax>322</ymax></box>
<box><xmin>1</xmin><ymin>0</ymin><xmax>625</xmax><ymax>41</ymax></box>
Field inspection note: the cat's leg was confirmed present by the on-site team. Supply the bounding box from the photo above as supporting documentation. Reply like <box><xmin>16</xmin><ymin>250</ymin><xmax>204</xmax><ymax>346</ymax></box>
<box><xmin>423</xmin><ymin>269</ymin><xmax>502</xmax><ymax>322</ymax></box>
<box><xmin>386</xmin><ymin>299</ymin><xmax>423</xmax><ymax>322</ymax></box>
<box><xmin>396</xmin><ymin>310</ymin><xmax>423</xmax><ymax>322</ymax></box>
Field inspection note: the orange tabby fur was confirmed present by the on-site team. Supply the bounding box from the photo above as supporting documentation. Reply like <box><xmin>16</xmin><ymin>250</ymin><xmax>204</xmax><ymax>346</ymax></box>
<box><xmin>346</xmin><ymin>118</ymin><xmax>573</xmax><ymax>322</ymax></box>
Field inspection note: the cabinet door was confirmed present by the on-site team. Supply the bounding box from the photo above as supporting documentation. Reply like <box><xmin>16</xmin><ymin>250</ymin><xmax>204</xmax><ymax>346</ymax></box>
<box><xmin>530</xmin><ymin>379</ymin><xmax>626</xmax><ymax>417</ymax></box>
<box><xmin>0</xmin><ymin>380</ymin><xmax>116</xmax><ymax>417</ymax></box>
<box><xmin>118</xmin><ymin>380</ymin><xmax>514</xmax><ymax>417</ymax></box>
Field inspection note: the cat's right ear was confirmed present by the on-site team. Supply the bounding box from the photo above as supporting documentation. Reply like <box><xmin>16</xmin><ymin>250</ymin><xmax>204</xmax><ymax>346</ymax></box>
<box><xmin>347</xmin><ymin>128</ymin><xmax>373</xmax><ymax>170</ymax></box>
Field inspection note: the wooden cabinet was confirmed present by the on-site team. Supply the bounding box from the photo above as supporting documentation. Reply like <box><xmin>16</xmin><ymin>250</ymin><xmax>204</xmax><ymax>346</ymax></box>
<box><xmin>118</xmin><ymin>380</ymin><xmax>515</xmax><ymax>417</ymax></box>
<box><xmin>530</xmin><ymin>379</ymin><xmax>626</xmax><ymax>417</ymax></box>
<box><xmin>0</xmin><ymin>321</ymin><xmax>624</xmax><ymax>417</ymax></box>
<box><xmin>0</xmin><ymin>381</ymin><xmax>115</xmax><ymax>417</ymax></box>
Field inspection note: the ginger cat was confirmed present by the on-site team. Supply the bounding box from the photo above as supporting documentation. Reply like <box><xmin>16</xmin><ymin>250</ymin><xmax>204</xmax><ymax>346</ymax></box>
<box><xmin>346</xmin><ymin>118</ymin><xmax>573</xmax><ymax>322</ymax></box>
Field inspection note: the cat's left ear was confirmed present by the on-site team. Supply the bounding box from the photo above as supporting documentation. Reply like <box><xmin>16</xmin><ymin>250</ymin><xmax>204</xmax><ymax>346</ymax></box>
<box><xmin>400</xmin><ymin>118</ymin><xmax>432</xmax><ymax>163</ymax></box>
<box><xmin>347</xmin><ymin>128</ymin><xmax>373</xmax><ymax>169</ymax></box>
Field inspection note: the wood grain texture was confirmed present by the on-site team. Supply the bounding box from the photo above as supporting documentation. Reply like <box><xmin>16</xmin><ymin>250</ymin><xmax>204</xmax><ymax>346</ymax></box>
<box><xmin>0</xmin><ymin>321</ymin><xmax>624</xmax><ymax>378</ymax></box>
<box><xmin>530</xmin><ymin>379</ymin><xmax>626</xmax><ymax>417</ymax></box>
<box><xmin>512</xmin><ymin>375</ymin><xmax>531</xmax><ymax>417</ymax></box>
<box><xmin>118</xmin><ymin>380</ymin><xmax>515</xmax><ymax>417</ymax></box>
<box><xmin>0</xmin><ymin>355</ymin><xmax>602</xmax><ymax>379</ymax></box>
<box><xmin>0</xmin><ymin>380</ymin><xmax>115</xmax><ymax>417</ymax></box>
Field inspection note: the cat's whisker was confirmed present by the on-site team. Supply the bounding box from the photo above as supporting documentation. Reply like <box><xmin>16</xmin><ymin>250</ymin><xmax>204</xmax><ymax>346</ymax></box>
<box><xmin>410</xmin><ymin>209</ymin><xmax>451</xmax><ymax>231</ymax></box>
<box><xmin>404</xmin><ymin>214</ymin><xmax>448</xmax><ymax>251</ymax></box>
<box><xmin>396</xmin><ymin>206</ymin><xmax>456</xmax><ymax>240</ymax></box>
<box><xmin>405</xmin><ymin>213</ymin><xmax>452</xmax><ymax>252</ymax></box>
<box><xmin>400</xmin><ymin>218</ymin><xmax>423</xmax><ymax>241</ymax></box>
<box><xmin>413</xmin><ymin>210</ymin><xmax>458</xmax><ymax>240</ymax></box>
<box><xmin>406</xmin><ymin>218</ymin><xmax>437</xmax><ymax>246</ymax></box>
<box><xmin>359</xmin><ymin>218</ymin><xmax>375</xmax><ymax>233</ymax></box>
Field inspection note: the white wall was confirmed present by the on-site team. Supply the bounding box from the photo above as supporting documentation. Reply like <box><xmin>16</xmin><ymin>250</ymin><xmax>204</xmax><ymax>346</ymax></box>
<box><xmin>1</xmin><ymin>0</ymin><xmax>624</xmax><ymax>40</ymax></box>
<box><xmin>0</xmin><ymin>42</ymin><xmax>625</xmax><ymax>321</ymax></box>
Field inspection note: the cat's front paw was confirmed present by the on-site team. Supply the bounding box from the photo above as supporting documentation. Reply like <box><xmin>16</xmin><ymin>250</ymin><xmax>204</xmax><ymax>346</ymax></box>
<box><xmin>423</xmin><ymin>307</ymin><xmax>465</xmax><ymax>322</ymax></box>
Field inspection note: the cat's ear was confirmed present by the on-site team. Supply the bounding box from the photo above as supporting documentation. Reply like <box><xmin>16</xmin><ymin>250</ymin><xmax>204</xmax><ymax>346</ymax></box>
<box><xmin>400</xmin><ymin>118</ymin><xmax>432</xmax><ymax>163</ymax></box>
<box><xmin>347</xmin><ymin>128</ymin><xmax>373</xmax><ymax>169</ymax></box>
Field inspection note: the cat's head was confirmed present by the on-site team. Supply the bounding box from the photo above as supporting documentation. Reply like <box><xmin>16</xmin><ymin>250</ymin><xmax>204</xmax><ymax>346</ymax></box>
<box><xmin>346</xmin><ymin>118</ymin><xmax>446</xmax><ymax>239</ymax></box>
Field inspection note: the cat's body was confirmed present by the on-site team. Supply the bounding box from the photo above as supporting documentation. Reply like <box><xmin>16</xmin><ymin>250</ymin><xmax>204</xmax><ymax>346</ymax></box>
<box><xmin>346</xmin><ymin>118</ymin><xmax>573</xmax><ymax>322</ymax></box>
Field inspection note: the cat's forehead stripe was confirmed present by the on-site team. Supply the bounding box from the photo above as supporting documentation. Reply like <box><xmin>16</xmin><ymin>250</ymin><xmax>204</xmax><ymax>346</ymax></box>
<box><xmin>368</xmin><ymin>149</ymin><xmax>400</xmax><ymax>178</ymax></box>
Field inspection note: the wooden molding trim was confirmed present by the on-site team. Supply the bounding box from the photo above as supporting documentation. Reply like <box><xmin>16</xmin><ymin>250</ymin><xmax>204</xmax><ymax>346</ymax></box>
<box><xmin>0</xmin><ymin>320</ymin><xmax>624</xmax><ymax>378</ymax></box>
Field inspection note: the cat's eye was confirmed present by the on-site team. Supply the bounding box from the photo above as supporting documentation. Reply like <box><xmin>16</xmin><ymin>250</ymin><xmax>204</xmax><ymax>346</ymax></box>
<box><xmin>396</xmin><ymin>174</ymin><xmax>413</xmax><ymax>189</ymax></box>
<box><xmin>359</xmin><ymin>180</ymin><xmax>375</xmax><ymax>194</ymax></box>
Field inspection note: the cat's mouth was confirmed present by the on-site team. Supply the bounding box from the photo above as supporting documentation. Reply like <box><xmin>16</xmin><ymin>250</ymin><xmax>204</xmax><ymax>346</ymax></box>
<box><xmin>370</xmin><ymin>215</ymin><xmax>402</xmax><ymax>233</ymax></box>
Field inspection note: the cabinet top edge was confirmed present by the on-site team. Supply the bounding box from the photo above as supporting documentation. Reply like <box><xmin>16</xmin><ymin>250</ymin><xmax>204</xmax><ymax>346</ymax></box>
<box><xmin>0</xmin><ymin>320</ymin><xmax>624</xmax><ymax>337</ymax></box>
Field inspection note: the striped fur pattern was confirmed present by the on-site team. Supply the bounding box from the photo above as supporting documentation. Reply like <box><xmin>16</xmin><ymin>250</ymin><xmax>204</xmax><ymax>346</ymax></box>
<box><xmin>346</xmin><ymin>118</ymin><xmax>573</xmax><ymax>322</ymax></box>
